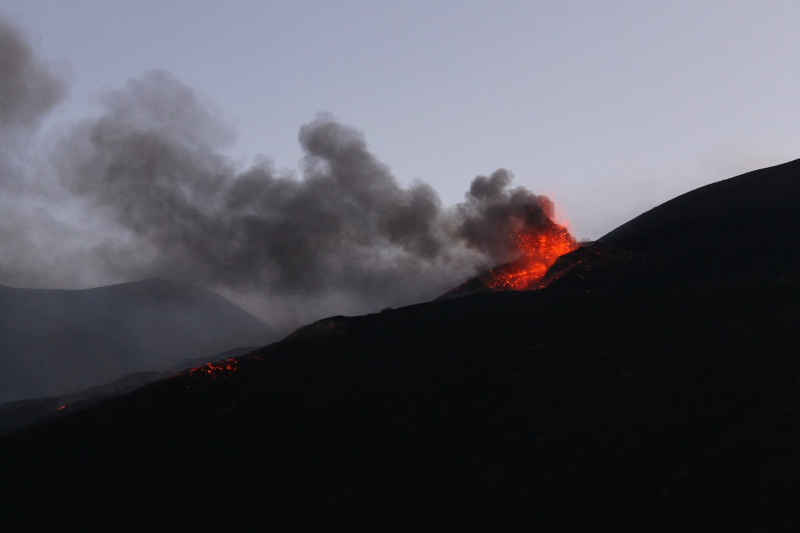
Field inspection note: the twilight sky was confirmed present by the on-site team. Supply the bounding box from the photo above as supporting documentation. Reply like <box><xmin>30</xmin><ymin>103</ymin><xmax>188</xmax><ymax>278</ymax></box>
<box><xmin>6</xmin><ymin>0</ymin><xmax>799</xmax><ymax>238</ymax></box>
<box><xmin>1</xmin><ymin>1</ymin><xmax>798</xmax><ymax>328</ymax></box>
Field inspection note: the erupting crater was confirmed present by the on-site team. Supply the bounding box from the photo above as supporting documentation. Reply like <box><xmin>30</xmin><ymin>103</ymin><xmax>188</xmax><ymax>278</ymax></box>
<box><xmin>483</xmin><ymin>222</ymin><xmax>577</xmax><ymax>290</ymax></box>
<box><xmin>437</xmin><ymin>202</ymin><xmax>579</xmax><ymax>301</ymax></box>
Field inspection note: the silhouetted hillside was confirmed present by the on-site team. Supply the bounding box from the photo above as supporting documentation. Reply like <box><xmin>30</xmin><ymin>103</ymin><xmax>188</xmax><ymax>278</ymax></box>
<box><xmin>2</xmin><ymin>160</ymin><xmax>800</xmax><ymax>531</ymax></box>
<box><xmin>0</xmin><ymin>278</ymin><xmax>279</xmax><ymax>401</ymax></box>
<box><xmin>599</xmin><ymin>157</ymin><xmax>800</xmax><ymax>288</ymax></box>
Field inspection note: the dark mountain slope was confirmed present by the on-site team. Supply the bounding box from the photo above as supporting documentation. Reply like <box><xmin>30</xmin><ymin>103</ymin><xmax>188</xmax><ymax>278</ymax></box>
<box><xmin>4</xmin><ymin>283</ymin><xmax>800</xmax><ymax>531</ymax></box>
<box><xmin>2</xmin><ymin>160</ymin><xmax>800</xmax><ymax>531</ymax></box>
<box><xmin>0</xmin><ymin>278</ymin><xmax>279</xmax><ymax>401</ymax></box>
<box><xmin>599</xmin><ymin>157</ymin><xmax>800</xmax><ymax>288</ymax></box>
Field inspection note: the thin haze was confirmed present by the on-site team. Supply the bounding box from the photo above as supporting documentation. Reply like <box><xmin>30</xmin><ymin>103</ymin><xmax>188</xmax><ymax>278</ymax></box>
<box><xmin>0</xmin><ymin>16</ymin><xmax>564</xmax><ymax>330</ymax></box>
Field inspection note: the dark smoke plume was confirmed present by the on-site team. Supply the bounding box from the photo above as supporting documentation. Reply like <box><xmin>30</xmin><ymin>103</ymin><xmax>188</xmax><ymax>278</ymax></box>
<box><xmin>0</xmin><ymin>17</ymin><xmax>63</xmax><ymax>130</ymax></box>
<box><xmin>0</xmin><ymin>15</ymin><xmax>75</xmax><ymax>291</ymax></box>
<box><xmin>0</xmin><ymin>15</ymin><xmax>567</xmax><ymax>330</ymax></box>
<box><xmin>0</xmin><ymin>16</ymin><xmax>65</xmax><ymax>187</ymax></box>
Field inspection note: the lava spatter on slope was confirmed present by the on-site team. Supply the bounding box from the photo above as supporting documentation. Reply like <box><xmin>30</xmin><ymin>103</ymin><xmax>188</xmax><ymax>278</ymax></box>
<box><xmin>187</xmin><ymin>358</ymin><xmax>239</xmax><ymax>381</ymax></box>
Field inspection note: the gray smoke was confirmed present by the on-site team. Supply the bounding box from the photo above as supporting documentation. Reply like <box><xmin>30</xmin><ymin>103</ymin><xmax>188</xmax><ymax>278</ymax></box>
<box><xmin>0</xmin><ymin>16</ymin><xmax>65</xmax><ymax>187</ymax></box>
<box><xmin>0</xmin><ymin>15</ymin><xmax>566</xmax><ymax>330</ymax></box>
<box><xmin>0</xmin><ymin>17</ymin><xmax>63</xmax><ymax>130</ymax></box>
<box><xmin>0</xmin><ymin>16</ymin><xmax>76</xmax><ymax>291</ymax></box>
<box><xmin>457</xmin><ymin>169</ymin><xmax>561</xmax><ymax>259</ymax></box>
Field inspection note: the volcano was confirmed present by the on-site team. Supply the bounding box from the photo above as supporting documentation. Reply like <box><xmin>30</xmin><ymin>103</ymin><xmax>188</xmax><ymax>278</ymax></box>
<box><xmin>2</xmin><ymin>159</ymin><xmax>800</xmax><ymax>531</ymax></box>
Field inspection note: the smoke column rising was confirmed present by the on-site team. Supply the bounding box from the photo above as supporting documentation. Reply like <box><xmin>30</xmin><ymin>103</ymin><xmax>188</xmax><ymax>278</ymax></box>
<box><xmin>0</xmin><ymin>15</ymin><xmax>569</xmax><ymax>330</ymax></box>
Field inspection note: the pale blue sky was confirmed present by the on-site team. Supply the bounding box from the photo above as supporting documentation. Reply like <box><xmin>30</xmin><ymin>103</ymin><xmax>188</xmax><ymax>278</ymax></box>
<box><xmin>4</xmin><ymin>0</ymin><xmax>799</xmax><ymax>240</ymax></box>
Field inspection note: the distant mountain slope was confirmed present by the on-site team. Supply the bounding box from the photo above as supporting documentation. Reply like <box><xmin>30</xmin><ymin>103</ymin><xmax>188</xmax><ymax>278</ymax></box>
<box><xmin>0</xmin><ymin>279</ymin><xmax>279</xmax><ymax>401</ymax></box>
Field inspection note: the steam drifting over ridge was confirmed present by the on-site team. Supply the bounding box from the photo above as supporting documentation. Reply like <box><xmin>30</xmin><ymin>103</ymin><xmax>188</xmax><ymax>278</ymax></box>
<box><xmin>0</xmin><ymin>15</ymin><xmax>571</xmax><ymax>329</ymax></box>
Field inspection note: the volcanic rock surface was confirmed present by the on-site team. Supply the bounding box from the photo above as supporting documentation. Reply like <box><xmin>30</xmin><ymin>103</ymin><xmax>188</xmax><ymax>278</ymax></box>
<box><xmin>2</xmin><ymin>159</ymin><xmax>800</xmax><ymax>531</ymax></box>
<box><xmin>0</xmin><ymin>278</ymin><xmax>279</xmax><ymax>402</ymax></box>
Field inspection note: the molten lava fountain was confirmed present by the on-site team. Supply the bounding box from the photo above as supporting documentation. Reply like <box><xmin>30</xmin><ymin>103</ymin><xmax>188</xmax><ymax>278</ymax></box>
<box><xmin>483</xmin><ymin>210</ymin><xmax>576</xmax><ymax>291</ymax></box>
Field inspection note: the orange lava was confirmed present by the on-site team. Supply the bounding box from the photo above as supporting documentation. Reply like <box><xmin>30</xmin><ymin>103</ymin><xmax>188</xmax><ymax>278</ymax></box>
<box><xmin>484</xmin><ymin>218</ymin><xmax>576</xmax><ymax>291</ymax></box>
<box><xmin>188</xmin><ymin>358</ymin><xmax>238</xmax><ymax>380</ymax></box>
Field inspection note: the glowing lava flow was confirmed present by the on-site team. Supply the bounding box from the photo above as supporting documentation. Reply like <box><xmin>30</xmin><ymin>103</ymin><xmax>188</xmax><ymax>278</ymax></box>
<box><xmin>483</xmin><ymin>217</ymin><xmax>576</xmax><ymax>291</ymax></box>
<box><xmin>188</xmin><ymin>358</ymin><xmax>238</xmax><ymax>380</ymax></box>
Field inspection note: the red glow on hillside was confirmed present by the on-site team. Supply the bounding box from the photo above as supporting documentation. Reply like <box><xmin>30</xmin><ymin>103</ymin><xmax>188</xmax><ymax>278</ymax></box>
<box><xmin>188</xmin><ymin>358</ymin><xmax>238</xmax><ymax>380</ymax></box>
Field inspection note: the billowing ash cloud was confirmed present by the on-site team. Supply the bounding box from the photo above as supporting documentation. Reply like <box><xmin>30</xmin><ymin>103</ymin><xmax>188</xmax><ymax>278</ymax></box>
<box><xmin>0</xmin><ymin>15</ymin><xmax>75</xmax><ymax>291</ymax></box>
<box><xmin>0</xmin><ymin>15</ymin><xmax>566</xmax><ymax>330</ymax></box>
<box><xmin>0</xmin><ymin>18</ymin><xmax>63</xmax><ymax>130</ymax></box>
<box><xmin>457</xmin><ymin>169</ymin><xmax>561</xmax><ymax>259</ymax></box>
<box><xmin>0</xmin><ymin>16</ymin><xmax>65</xmax><ymax>186</ymax></box>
